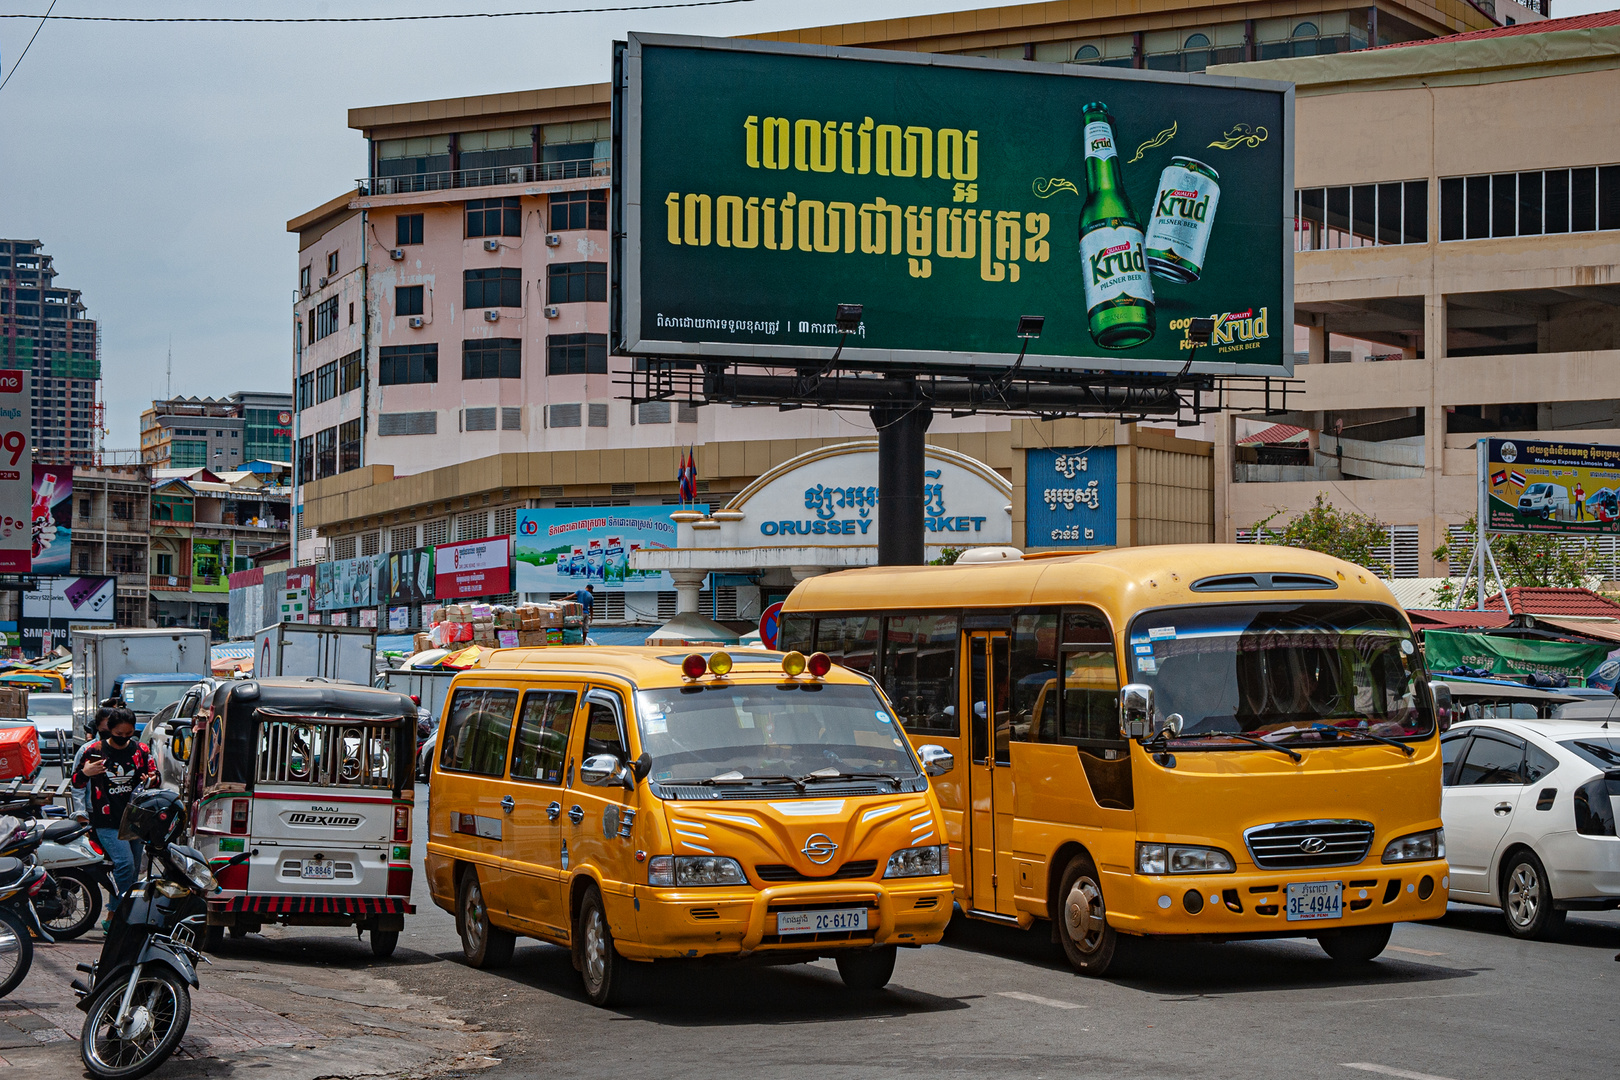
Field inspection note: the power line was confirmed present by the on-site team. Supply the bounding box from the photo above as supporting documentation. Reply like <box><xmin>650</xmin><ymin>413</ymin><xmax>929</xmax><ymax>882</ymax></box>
<box><xmin>0</xmin><ymin>0</ymin><xmax>57</xmax><ymax>93</ymax></box>
<box><xmin>0</xmin><ymin>0</ymin><xmax>758</xmax><ymax>22</ymax></box>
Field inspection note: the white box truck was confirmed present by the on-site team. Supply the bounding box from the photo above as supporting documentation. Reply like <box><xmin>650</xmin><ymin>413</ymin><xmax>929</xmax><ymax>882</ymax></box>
<box><xmin>72</xmin><ymin>628</ymin><xmax>212</xmax><ymax>731</ymax></box>
<box><xmin>253</xmin><ymin>623</ymin><xmax>377</xmax><ymax>684</ymax></box>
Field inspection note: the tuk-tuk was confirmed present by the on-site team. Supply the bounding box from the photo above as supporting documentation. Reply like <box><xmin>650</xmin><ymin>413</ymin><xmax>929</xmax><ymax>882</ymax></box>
<box><xmin>182</xmin><ymin>678</ymin><xmax>418</xmax><ymax>957</ymax></box>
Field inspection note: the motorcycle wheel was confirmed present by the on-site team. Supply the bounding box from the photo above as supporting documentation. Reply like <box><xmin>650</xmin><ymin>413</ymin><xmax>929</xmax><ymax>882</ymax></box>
<box><xmin>43</xmin><ymin>869</ymin><xmax>103</xmax><ymax>941</ymax></box>
<box><xmin>0</xmin><ymin>906</ymin><xmax>34</xmax><ymax>999</ymax></box>
<box><xmin>80</xmin><ymin>966</ymin><xmax>192</xmax><ymax>1080</ymax></box>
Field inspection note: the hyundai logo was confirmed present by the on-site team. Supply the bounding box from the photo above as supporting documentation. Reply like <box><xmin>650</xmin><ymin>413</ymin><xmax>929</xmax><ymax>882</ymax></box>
<box><xmin>802</xmin><ymin>833</ymin><xmax>838</xmax><ymax>864</ymax></box>
<box><xmin>1299</xmin><ymin>836</ymin><xmax>1328</xmax><ymax>855</ymax></box>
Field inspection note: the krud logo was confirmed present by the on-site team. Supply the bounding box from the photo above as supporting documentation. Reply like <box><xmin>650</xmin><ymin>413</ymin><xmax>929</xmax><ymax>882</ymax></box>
<box><xmin>1173</xmin><ymin>307</ymin><xmax>1270</xmax><ymax>349</ymax></box>
<box><xmin>1090</xmin><ymin>136</ymin><xmax>1112</xmax><ymax>153</ymax></box>
<box><xmin>1158</xmin><ymin>187</ymin><xmax>1211</xmax><ymax>222</ymax></box>
<box><xmin>1090</xmin><ymin>240</ymin><xmax>1144</xmax><ymax>284</ymax></box>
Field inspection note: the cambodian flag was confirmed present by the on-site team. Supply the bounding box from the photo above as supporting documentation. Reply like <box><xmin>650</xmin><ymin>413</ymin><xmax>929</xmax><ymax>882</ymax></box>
<box><xmin>678</xmin><ymin>448</ymin><xmax>697</xmax><ymax>504</ymax></box>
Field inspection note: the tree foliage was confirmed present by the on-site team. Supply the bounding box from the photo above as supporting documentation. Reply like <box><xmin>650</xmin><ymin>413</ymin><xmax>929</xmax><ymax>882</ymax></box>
<box><xmin>929</xmin><ymin>546</ymin><xmax>965</xmax><ymax>566</ymax></box>
<box><xmin>1249</xmin><ymin>494</ymin><xmax>1392</xmax><ymax>576</ymax></box>
<box><xmin>1431</xmin><ymin>513</ymin><xmax>1605</xmax><ymax>608</ymax></box>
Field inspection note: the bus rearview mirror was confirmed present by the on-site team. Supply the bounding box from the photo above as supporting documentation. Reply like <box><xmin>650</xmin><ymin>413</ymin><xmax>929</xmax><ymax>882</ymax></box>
<box><xmin>917</xmin><ymin>744</ymin><xmax>954</xmax><ymax>776</ymax></box>
<box><xmin>1121</xmin><ymin>683</ymin><xmax>1155</xmax><ymax>741</ymax></box>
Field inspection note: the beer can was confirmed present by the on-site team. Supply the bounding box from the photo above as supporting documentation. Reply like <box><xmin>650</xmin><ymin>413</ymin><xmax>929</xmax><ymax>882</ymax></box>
<box><xmin>1144</xmin><ymin>157</ymin><xmax>1220</xmax><ymax>283</ymax></box>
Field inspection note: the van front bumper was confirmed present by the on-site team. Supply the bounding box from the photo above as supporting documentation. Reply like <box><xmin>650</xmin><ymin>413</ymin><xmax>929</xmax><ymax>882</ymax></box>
<box><xmin>615</xmin><ymin>877</ymin><xmax>954</xmax><ymax>961</ymax></box>
<box><xmin>1102</xmin><ymin>860</ymin><xmax>1450</xmax><ymax>936</ymax></box>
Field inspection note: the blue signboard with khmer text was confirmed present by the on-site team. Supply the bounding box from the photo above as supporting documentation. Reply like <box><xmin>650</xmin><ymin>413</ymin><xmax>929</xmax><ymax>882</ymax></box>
<box><xmin>1025</xmin><ymin>447</ymin><xmax>1117</xmax><ymax>547</ymax></box>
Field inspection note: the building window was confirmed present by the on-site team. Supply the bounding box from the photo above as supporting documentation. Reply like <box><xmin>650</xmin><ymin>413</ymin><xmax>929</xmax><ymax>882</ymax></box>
<box><xmin>316</xmin><ymin>361</ymin><xmax>338</xmax><ymax>403</ymax></box>
<box><xmin>459</xmin><ymin>126</ymin><xmax>534</xmax><ymax>172</ymax></box>
<box><xmin>466</xmin><ymin>197</ymin><xmax>521</xmax><ymax>238</ymax></box>
<box><xmin>242</xmin><ymin>407</ymin><xmax>289</xmax><ymax>463</ymax></box>
<box><xmin>1440</xmin><ymin>166</ymin><xmax>1620</xmax><ymax>241</ymax></box>
<box><xmin>170</xmin><ymin>440</ymin><xmax>207</xmax><ymax>469</ymax></box>
<box><xmin>541</xmin><ymin>119</ymin><xmax>610</xmax><ymax>171</ymax></box>
<box><xmin>463</xmin><ymin>267</ymin><xmax>523</xmax><ymax>309</ymax></box>
<box><xmin>299</xmin><ymin>266</ymin><xmax>311</xmax><ymax>292</ymax></box>
<box><xmin>396</xmin><ymin>213</ymin><xmax>424</xmax><ymax>246</ymax></box>
<box><xmin>462</xmin><ymin>338</ymin><xmax>522</xmax><ymax>380</ymax></box>
<box><xmin>546</xmin><ymin>262</ymin><xmax>606</xmax><ymax>305</ymax></box>
<box><xmin>348</xmin><ymin>301</ymin><xmax>355</xmax><ymax>325</ymax></box>
<box><xmin>339</xmin><ymin>419</ymin><xmax>362</xmax><ymax>472</ymax></box>
<box><xmin>296</xmin><ymin>371</ymin><xmax>315</xmax><ymax>410</ymax></box>
<box><xmin>315</xmin><ymin>426</ymin><xmax>337</xmax><ymax>478</ymax></box>
<box><xmin>549</xmin><ymin>189</ymin><xmax>608</xmax><ymax>232</ymax></box>
<box><xmin>546</xmin><ymin>333</ymin><xmax>607</xmax><ymax>375</ymax></box>
<box><xmin>396</xmin><ymin>285</ymin><xmax>424</xmax><ymax>317</ymax></box>
<box><xmin>296</xmin><ymin>436</ymin><xmax>314</xmax><ymax>482</ymax></box>
<box><xmin>155</xmin><ymin>553</ymin><xmax>173</xmax><ymax>576</ymax></box>
<box><xmin>340</xmin><ymin>349</ymin><xmax>363</xmax><ymax>394</ymax></box>
<box><xmin>379</xmin><ymin>343</ymin><xmax>438</xmax><ymax>385</ymax></box>
<box><xmin>314</xmin><ymin>296</ymin><xmax>339</xmax><ymax>340</ymax></box>
<box><xmin>327</xmin><ymin>251</ymin><xmax>339</xmax><ymax>276</ymax></box>
<box><xmin>1073</xmin><ymin>44</ymin><xmax>1101</xmax><ymax>61</ymax></box>
<box><xmin>376</xmin><ymin>135</ymin><xmax>451</xmax><ymax>183</ymax></box>
<box><xmin>1295</xmin><ymin>180</ymin><xmax>1428</xmax><ymax>250</ymax></box>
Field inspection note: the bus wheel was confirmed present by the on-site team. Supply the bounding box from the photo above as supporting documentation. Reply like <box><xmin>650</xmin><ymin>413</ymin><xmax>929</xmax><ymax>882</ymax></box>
<box><xmin>1056</xmin><ymin>852</ymin><xmax>1117</xmax><ymax>976</ymax></box>
<box><xmin>1318</xmin><ymin>923</ymin><xmax>1392</xmax><ymax>963</ymax></box>
<box><xmin>457</xmin><ymin>868</ymin><xmax>514</xmax><ymax>969</ymax></box>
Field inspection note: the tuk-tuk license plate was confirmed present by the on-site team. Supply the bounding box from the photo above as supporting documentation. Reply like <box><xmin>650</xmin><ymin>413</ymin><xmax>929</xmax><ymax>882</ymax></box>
<box><xmin>1286</xmin><ymin>880</ymin><xmax>1342</xmax><ymax>921</ymax></box>
<box><xmin>777</xmin><ymin>907</ymin><xmax>868</xmax><ymax>935</ymax></box>
<box><xmin>301</xmin><ymin>863</ymin><xmax>335</xmax><ymax>880</ymax></box>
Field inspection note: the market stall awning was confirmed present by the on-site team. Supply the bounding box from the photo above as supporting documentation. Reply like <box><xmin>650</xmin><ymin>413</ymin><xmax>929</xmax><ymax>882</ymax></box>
<box><xmin>644</xmin><ymin>613</ymin><xmax>742</xmax><ymax>647</ymax></box>
<box><xmin>1530</xmin><ymin>616</ymin><xmax>1620</xmax><ymax>644</ymax></box>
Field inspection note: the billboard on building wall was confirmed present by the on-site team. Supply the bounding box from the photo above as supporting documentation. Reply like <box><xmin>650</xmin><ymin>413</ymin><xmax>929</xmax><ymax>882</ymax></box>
<box><xmin>435</xmin><ymin>537</ymin><xmax>512</xmax><ymax>599</ymax></box>
<box><xmin>1485</xmin><ymin>438</ymin><xmax>1620</xmax><ymax>535</ymax></box>
<box><xmin>616</xmin><ymin>34</ymin><xmax>1292</xmax><ymax>376</ymax></box>
<box><xmin>314</xmin><ymin>555</ymin><xmax>376</xmax><ymax>611</ymax></box>
<box><xmin>1024</xmin><ymin>446</ymin><xmax>1118</xmax><ymax>547</ymax></box>
<box><xmin>30</xmin><ymin>464</ymin><xmax>71</xmax><ymax>575</ymax></box>
<box><xmin>0</xmin><ymin>370</ymin><xmax>29</xmax><ymax>572</ymax></box>
<box><xmin>192</xmin><ymin>538</ymin><xmax>227</xmax><ymax>592</ymax></box>
<box><xmin>376</xmin><ymin>546</ymin><xmax>435</xmax><ymax>605</ymax></box>
<box><xmin>515</xmin><ymin>508</ymin><xmax>707</xmax><ymax>594</ymax></box>
<box><xmin>21</xmin><ymin>575</ymin><xmax>115</xmax><ymax>655</ymax></box>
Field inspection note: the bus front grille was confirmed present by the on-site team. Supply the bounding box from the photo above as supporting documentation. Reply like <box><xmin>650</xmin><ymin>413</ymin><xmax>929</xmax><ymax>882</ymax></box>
<box><xmin>1244</xmin><ymin>819</ymin><xmax>1374</xmax><ymax>869</ymax></box>
<box><xmin>754</xmin><ymin>860</ymin><xmax>878</xmax><ymax>883</ymax></box>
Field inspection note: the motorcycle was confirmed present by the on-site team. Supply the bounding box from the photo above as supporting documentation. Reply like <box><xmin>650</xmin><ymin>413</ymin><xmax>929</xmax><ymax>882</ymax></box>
<box><xmin>0</xmin><ymin>812</ymin><xmax>113</xmax><ymax>940</ymax></box>
<box><xmin>72</xmin><ymin>829</ymin><xmax>252</xmax><ymax>1078</ymax></box>
<box><xmin>0</xmin><ymin>855</ymin><xmax>53</xmax><ymax>998</ymax></box>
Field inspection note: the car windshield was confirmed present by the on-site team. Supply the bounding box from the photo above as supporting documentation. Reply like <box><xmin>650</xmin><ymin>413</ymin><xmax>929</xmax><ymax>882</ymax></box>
<box><xmin>635</xmin><ymin>682</ymin><xmax>921</xmax><ymax>783</ymax></box>
<box><xmin>1560</xmin><ymin>736</ymin><xmax>1620</xmax><ymax>769</ymax></box>
<box><xmin>124</xmin><ymin>682</ymin><xmax>192</xmax><ymax>713</ymax></box>
<box><xmin>1127</xmin><ymin>601</ymin><xmax>1431</xmax><ymax>747</ymax></box>
<box><xmin>27</xmin><ymin>697</ymin><xmax>72</xmax><ymax>716</ymax></box>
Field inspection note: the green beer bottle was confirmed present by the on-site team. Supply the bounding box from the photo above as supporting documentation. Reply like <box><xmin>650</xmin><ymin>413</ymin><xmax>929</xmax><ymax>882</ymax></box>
<box><xmin>1078</xmin><ymin>102</ymin><xmax>1155</xmax><ymax>349</ymax></box>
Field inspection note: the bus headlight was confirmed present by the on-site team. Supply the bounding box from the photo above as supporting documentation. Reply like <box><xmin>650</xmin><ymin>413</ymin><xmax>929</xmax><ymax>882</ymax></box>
<box><xmin>1136</xmin><ymin>843</ymin><xmax>1235</xmax><ymax>875</ymax></box>
<box><xmin>884</xmin><ymin>845</ymin><xmax>949</xmax><ymax>878</ymax></box>
<box><xmin>647</xmin><ymin>855</ymin><xmax>746</xmax><ymax>887</ymax></box>
<box><xmin>1382</xmin><ymin>828</ymin><xmax>1445</xmax><ymax>863</ymax></box>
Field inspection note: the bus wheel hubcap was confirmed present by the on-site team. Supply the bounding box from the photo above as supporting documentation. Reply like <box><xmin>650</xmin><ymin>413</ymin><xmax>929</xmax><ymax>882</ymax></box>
<box><xmin>1066</xmin><ymin>878</ymin><xmax>1105</xmax><ymax>953</ymax></box>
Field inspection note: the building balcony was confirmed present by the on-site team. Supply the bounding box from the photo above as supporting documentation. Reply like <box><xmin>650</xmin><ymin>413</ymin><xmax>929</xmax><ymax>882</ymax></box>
<box><xmin>150</xmin><ymin>575</ymin><xmax>192</xmax><ymax>591</ymax></box>
<box><xmin>358</xmin><ymin>157</ymin><xmax>608</xmax><ymax>196</ymax></box>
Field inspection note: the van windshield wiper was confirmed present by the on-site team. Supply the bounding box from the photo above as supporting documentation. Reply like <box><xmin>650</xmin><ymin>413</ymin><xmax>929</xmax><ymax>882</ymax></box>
<box><xmin>1321</xmin><ymin>730</ymin><xmax>1416</xmax><ymax>756</ymax></box>
<box><xmin>667</xmin><ymin>771</ymin><xmax>805</xmax><ymax>788</ymax></box>
<box><xmin>1218</xmin><ymin>732</ymin><xmax>1304</xmax><ymax>762</ymax></box>
<box><xmin>797</xmin><ymin>767</ymin><xmax>903</xmax><ymax>788</ymax></box>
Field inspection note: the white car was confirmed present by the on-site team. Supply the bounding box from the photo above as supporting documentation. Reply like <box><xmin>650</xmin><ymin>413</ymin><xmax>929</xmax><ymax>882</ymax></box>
<box><xmin>1440</xmin><ymin>718</ymin><xmax>1620</xmax><ymax>938</ymax></box>
<box><xmin>25</xmin><ymin>692</ymin><xmax>78</xmax><ymax>768</ymax></box>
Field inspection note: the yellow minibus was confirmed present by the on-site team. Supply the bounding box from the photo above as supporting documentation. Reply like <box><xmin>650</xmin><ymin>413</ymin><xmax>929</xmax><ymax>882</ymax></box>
<box><xmin>781</xmin><ymin>544</ymin><xmax>1451</xmax><ymax>974</ymax></box>
<box><xmin>425</xmin><ymin>646</ymin><xmax>955</xmax><ymax>1005</ymax></box>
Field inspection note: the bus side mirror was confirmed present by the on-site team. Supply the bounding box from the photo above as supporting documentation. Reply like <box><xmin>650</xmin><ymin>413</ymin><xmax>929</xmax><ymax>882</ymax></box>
<box><xmin>917</xmin><ymin>744</ymin><xmax>954</xmax><ymax>776</ymax></box>
<box><xmin>1429</xmin><ymin>681</ymin><xmax>1455</xmax><ymax>733</ymax></box>
<box><xmin>1120</xmin><ymin>683</ymin><xmax>1155</xmax><ymax>741</ymax></box>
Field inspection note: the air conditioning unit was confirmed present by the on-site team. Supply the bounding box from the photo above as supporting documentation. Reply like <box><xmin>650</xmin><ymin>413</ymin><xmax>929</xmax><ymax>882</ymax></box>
<box><xmin>408</xmin><ymin>317</ymin><xmax>424</xmax><ymax>329</ymax></box>
<box><xmin>544</xmin><ymin>306</ymin><xmax>560</xmax><ymax>319</ymax></box>
<box><xmin>389</xmin><ymin>249</ymin><xmax>405</xmax><ymax>261</ymax></box>
<box><xmin>318</xmin><ymin>276</ymin><xmax>329</xmax><ymax>288</ymax></box>
<box><xmin>484</xmin><ymin>310</ymin><xmax>500</xmax><ymax>322</ymax></box>
<box><xmin>300</xmin><ymin>286</ymin><xmax>311</xmax><ymax>298</ymax></box>
<box><xmin>483</xmin><ymin>239</ymin><xmax>500</xmax><ymax>252</ymax></box>
<box><xmin>374</xmin><ymin>177</ymin><xmax>396</xmax><ymax>195</ymax></box>
<box><xmin>545</xmin><ymin>233</ymin><xmax>562</xmax><ymax>247</ymax></box>
<box><xmin>507</xmin><ymin>167</ymin><xmax>526</xmax><ymax>184</ymax></box>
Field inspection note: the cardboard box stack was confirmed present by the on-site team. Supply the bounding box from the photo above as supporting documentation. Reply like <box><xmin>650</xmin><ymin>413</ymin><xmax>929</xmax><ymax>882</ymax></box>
<box><xmin>0</xmin><ymin>686</ymin><xmax>27</xmax><ymax>719</ymax></box>
<box><xmin>424</xmin><ymin>601</ymin><xmax>580</xmax><ymax>650</ymax></box>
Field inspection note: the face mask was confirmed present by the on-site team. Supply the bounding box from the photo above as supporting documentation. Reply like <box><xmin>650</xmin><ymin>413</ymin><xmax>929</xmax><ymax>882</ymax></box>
<box><xmin>107</xmin><ymin>734</ymin><xmax>132</xmax><ymax>747</ymax></box>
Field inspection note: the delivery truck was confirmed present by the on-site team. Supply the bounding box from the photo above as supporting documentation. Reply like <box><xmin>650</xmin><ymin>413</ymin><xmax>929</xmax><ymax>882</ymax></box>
<box><xmin>72</xmin><ymin>628</ymin><xmax>212</xmax><ymax>732</ymax></box>
<box><xmin>253</xmin><ymin>623</ymin><xmax>377</xmax><ymax>684</ymax></box>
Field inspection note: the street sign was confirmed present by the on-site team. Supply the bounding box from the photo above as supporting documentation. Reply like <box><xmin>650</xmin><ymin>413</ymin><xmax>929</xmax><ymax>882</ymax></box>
<box><xmin>0</xmin><ymin>370</ymin><xmax>29</xmax><ymax>572</ymax></box>
<box><xmin>615</xmin><ymin>34</ymin><xmax>1293</xmax><ymax>377</ymax></box>
<box><xmin>759</xmin><ymin>601</ymin><xmax>783</xmax><ymax>650</ymax></box>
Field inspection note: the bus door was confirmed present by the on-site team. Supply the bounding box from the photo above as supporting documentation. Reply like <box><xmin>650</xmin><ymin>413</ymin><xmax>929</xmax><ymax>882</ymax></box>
<box><xmin>965</xmin><ymin>631</ymin><xmax>1016</xmax><ymax>916</ymax></box>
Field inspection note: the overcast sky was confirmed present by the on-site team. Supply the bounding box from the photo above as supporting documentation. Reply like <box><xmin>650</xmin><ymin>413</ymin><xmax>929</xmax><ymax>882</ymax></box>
<box><xmin>3</xmin><ymin>0</ymin><xmax>1615</xmax><ymax>449</ymax></box>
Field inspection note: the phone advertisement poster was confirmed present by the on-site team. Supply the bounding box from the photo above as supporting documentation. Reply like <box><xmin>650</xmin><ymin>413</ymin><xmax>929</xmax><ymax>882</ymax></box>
<box><xmin>514</xmin><ymin>508</ymin><xmax>708</xmax><ymax>593</ymax></box>
<box><xmin>31</xmin><ymin>464</ymin><xmax>71</xmax><ymax>575</ymax></box>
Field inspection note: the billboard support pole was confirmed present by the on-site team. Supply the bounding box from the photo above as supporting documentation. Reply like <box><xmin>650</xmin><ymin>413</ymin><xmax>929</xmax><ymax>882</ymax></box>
<box><xmin>1470</xmin><ymin>439</ymin><xmax>1512</xmax><ymax>615</ymax></box>
<box><xmin>873</xmin><ymin>397</ymin><xmax>933</xmax><ymax>566</ymax></box>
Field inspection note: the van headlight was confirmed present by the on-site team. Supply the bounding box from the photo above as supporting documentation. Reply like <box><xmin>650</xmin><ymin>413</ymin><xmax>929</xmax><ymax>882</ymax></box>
<box><xmin>1136</xmin><ymin>842</ymin><xmax>1235</xmax><ymax>875</ymax></box>
<box><xmin>647</xmin><ymin>855</ymin><xmax>746</xmax><ymax>887</ymax></box>
<box><xmin>1382</xmin><ymin>828</ymin><xmax>1445</xmax><ymax>863</ymax></box>
<box><xmin>884</xmin><ymin>845</ymin><xmax>948</xmax><ymax>878</ymax></box>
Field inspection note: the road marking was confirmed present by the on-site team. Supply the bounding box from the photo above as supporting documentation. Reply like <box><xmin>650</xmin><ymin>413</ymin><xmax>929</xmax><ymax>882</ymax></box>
<box><xmin>1386</xmin><ymin>945</ymin><xmax>1445</xmax><ymax>957</ymax></box>
<box><xmin>1319</xmin><ymin>991</ymin><xmax>1490</xmax><ymax>1006</ymax></box>
<box><xmin>997</xmin><ymin>991</ymin><xmax>1086</xmax><ymax>1010</ymax></box>
<box><xmin>1343</xmin><ymin>1063</ymin><xmax>1462</xmax><ymax>1080</ymax></box>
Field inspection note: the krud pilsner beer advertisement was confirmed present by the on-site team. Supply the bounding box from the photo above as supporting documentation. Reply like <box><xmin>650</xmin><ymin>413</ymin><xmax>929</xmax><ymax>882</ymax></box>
<box><xmin>619</xmin><ymin>34</ymin><xmax>1291</xmax><ymax>375</ymax></box>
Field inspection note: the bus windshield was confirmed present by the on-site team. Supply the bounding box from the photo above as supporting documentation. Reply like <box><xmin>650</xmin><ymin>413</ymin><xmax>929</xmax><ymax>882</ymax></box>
<box><xmin>124</xmin><ymin>681</ymin><xmax>194</xmax><ymax>714</ymax></box>
<box><xmin>1126</xmin><ymin>601</ymin><xmax>1431</xmax><ymax>745</ymax></box>
<box><xmin>634</xmin><ymin>682</ymin><xmax>922</xmax><ymax>784</ymax></box>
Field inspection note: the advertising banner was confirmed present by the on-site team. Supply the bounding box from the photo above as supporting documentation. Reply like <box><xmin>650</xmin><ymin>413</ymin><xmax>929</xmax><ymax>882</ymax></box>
<box><xmin>1426</xmin><ymin>629</ymin><xmax>1611</xmax><ymax>685</ymax></box>
<box><xmin>313</xmin><ymin>555</ymin><xmax>376</xmax><ymax>611</ymax></box>
<box><xmin>192</xmin><ymin>538</ymin><xmax>227</xmax><ymax>592</ymax></box>
<box><xmin>1024</xmin><ymin>446</ymin><xmax>1118</xmax><ymax>547</ymax></box>
<box><xmin>1485</xmin><ymin>438</ymin><xmax>1620</xmax><ymax>534</ymax></box>
<box><xmin>617</xmin><ymin>35</ymin><xmax>1291</xmax><ymax>376</ymax></box>
<box><xmin>21</xmin><ymin>575</ymin><xmax>115</xmax><ymax>656</ymax></box>
<box><xmin>30</xmin><ymin>463</ymin><xmax>71</xmax><ymax>575</ymax></box>
<box><xmin>515</xmin><ymin>508</ymin><xmax>705</xmax><ymax>593</ymax></box>
<box><xmin>376</xmin><ymin>545</ymin><xmax>436</xmax><ymax>605</ymax></box>
<box><xmin>435</xmin><ymin>536</ymin><xmax>512</xmax><ymax>599</ymax></box>
<box><xmin>0</xmin><ymin>370</ymin><xmax>28</xmax><ymax>572</ymax></box>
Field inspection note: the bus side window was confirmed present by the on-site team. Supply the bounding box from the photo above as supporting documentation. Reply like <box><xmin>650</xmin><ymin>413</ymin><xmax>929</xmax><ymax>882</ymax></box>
<box><xmin>1008</xmin><ymin>610</ymin><xmax>1061</xmax><ymax>745</ymax></box>
<box><xmin>815</xmin><ymin>615</ymin><xmax>880</xmax><ymax>677</ymax></box>
<box><xmin>881</xmin><ymin>613</ymin><xmax>960</xmax><ymax>738</ymax></box>
<box><xmin>778</xmin><ymin>613</ymin><xmax>813</xmax><ymax>654</ymax></box>
<box><xmin>1059</xmin><ymin>608</ymin><xmax>1121</xmax><ymax>743</ymax></box>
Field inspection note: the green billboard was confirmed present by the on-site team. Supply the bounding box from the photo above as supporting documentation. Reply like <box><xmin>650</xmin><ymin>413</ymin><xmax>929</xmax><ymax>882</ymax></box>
<box><xmin>616</xmin><ymin>34</ymin><xmax>1293</xmax><ymax>376</ymax></box>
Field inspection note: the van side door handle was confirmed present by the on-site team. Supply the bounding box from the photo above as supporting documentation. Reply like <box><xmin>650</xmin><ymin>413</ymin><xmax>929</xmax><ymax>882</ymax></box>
<box><xmin>568</xmin><ymin>804</ymin><xmax>584</xmax><ymax>825</ymax></box>
<box><xmin>546</xmin><ymin>801</ymin><xmax>561</xmax><ymax>822</ymax></box>
<box><xmin>500</xmin><ymin>795</ymin><xmax>514</xmax><ymax>814</ymax></box>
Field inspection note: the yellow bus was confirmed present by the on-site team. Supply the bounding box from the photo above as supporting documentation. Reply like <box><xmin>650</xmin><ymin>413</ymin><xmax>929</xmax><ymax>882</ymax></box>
<box><xmin>781</xmin><ymin>544</ymin><xmax>1451</xmax><ymax>974</ymax></box>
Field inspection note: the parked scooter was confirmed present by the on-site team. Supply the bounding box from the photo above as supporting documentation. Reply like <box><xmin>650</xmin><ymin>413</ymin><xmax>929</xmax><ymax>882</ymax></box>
<box><xmin>0</xmin><ymin>815</ymin><xmax>69</xmax><ymax>933</ymax></box>
<box><xmin>2</xmin><ymin>777</ymin><xmax>119</xmax><ymax>940</ymax></box>
<box><xmin>0</xmin><ymin>855</ymin><xmax>52</xmax><ymax>998</ymax></box>
<box><xmin>72</xmin><ymin>789</ymin><xmax>252</xmax><ymax>1080</ymax></box>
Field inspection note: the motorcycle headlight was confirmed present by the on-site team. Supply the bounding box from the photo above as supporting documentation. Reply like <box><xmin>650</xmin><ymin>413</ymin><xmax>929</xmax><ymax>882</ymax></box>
<box><xmin>1382</xmin><ymin>828</ymin><xmax>1445</xmax><ymax>863</ymax></box>
<box><xmin>166</xmin><ymin>844</ymin><xmax>218</xmax><ymax>893</ymax></box>
<box><xmin>647</xmin><ymin>855</ymin><xmax>746</xmax><ymax>887</ymax></box>
<box><xmin>1136</xmin><ymin>842</ymin><xmax>1235</xmax><ymax>875</ymax></box>
<box><xmin>884</xmin><ymin>844</ymin><xmax>949</xmax><ymax>878</ymax></box>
